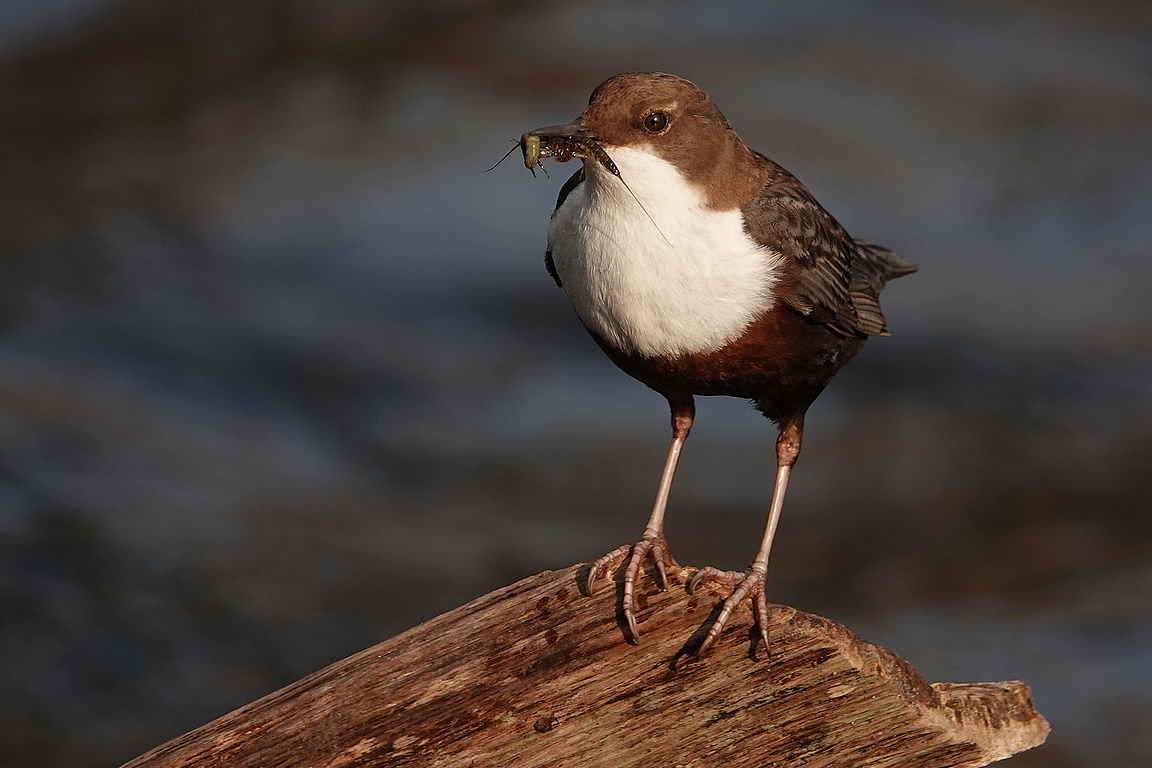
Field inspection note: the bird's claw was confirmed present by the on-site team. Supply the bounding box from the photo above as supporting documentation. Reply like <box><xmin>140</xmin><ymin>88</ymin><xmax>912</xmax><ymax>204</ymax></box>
<box><xmin>586</xmin><ymin>544</ymin><xmax>632</xmax><ymax>594</ymax></box>
<box><xmin>587</xmin><ymin>533</ymin><xmax>678</xmax><ymax>642</ymax></box>
<box><xmin>688</xmin><ymin>565</ymin><xmax>771</xmax><ymax>656</ymax></box>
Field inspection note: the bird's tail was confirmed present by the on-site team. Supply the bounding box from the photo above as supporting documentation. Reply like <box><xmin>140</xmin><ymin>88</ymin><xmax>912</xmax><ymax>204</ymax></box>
<box><xmin>855</xmin><ymin>241</ymin><xmax>918</xmax><ymax>284</ymax></box>
<box><xmin>837</xmin><ymin>241</ymin><xmax>918</xmax><ymax>337</ymax></box>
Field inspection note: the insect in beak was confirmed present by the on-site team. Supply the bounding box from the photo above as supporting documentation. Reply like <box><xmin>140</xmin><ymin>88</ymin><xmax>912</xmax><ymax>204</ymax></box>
<box><xmin>521</xmin><ymin>134</ymin><xmax>542</xmax><ymax>170</ymax></box>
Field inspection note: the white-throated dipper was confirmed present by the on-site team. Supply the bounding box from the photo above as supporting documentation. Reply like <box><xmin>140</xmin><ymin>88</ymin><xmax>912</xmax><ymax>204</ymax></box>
<box><xmin>522</xmin><ymin>72</ymin><xmax>916</xmax><ymax>654</ymax></box>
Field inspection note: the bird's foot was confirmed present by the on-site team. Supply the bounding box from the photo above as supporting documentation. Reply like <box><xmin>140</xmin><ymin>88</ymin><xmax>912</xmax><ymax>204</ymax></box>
<box><xmin>587</xmin><ymin>532</ymin><xmax>678</xmax><ymax>642</ymax></box>
<box><xmin>688</xmin><ymin>565</ymin><xmax>771</xmax><ymax>656</ymax></box>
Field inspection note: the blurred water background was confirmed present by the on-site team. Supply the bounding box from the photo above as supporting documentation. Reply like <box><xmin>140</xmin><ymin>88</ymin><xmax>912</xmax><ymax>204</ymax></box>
<box><xmin>1</xmin><ymin>1</ymin><xmax>1150</xmax><ymax>765</ymax></box>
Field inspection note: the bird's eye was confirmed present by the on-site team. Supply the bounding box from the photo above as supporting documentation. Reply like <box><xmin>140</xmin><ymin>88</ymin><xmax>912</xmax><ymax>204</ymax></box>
<box><xmin>643</xmin><ymin>111</ymin><xmax>669</xmax><ymax>133</ymax></box>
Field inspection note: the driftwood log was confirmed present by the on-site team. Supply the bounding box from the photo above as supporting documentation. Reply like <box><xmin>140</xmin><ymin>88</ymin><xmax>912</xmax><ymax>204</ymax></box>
<box><xmin>123</xmin><ymin>563</ymin><xmax>1049</xmax><ymax>767</ymax></box>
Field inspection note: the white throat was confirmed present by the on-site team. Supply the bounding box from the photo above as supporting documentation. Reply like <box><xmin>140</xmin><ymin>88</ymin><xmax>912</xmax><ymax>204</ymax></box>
<box><xmin>546</xmin><ymin>145</ymin><xmax>781</xmax><ymax>358</ymax></box>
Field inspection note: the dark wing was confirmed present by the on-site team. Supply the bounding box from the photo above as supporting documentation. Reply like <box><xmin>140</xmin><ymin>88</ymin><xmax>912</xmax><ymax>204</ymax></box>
<box><xmin>741</xmin><ymin>156</ymin><xmax>916</xmax><ymax>337</ymax></box>
<box><xmin>543</xmin><ymin>167</ymin><xmax>585</xmax><ymax>288</ymax></box>
<box><xmin>554</xmin><ymin>166</ymin><xmax>585</xmax><ymax>211</ymax></box>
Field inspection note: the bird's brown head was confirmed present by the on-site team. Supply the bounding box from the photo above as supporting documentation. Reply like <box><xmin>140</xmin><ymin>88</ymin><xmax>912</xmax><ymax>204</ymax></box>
<box><xmin>580</xmin><ymin>72</ymin><xmax>730</xmax><ymax>147</ymax></box>
<box><xmin>529</xmin><ymin>72</ymin><xmax>767</xmax><ymax>209</ymax></box>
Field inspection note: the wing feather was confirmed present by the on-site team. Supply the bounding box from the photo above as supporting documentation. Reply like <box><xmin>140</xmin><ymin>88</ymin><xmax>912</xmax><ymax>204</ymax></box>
<box><xmin>740</xmin><ymin>156</ymin><xmax>916</xmax><ymax>337</ymax></box>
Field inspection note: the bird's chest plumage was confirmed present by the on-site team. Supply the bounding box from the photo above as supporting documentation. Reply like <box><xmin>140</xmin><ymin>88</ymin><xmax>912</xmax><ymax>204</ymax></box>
<box><xmin>546</xmin><ymin>147</ymin><xmax>781</xmax><ymax>359</ymax></box>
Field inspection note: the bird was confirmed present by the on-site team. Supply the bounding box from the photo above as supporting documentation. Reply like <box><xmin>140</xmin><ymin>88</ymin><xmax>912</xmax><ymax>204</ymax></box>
<box><xmin>522</xmin><ymin>72</ymin><xmax>916</xmax><ymax>655</ymax></box>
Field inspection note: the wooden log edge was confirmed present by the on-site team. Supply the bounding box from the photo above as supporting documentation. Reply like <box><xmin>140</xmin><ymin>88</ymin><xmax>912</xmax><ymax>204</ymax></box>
<box><xmin>122</xmin><ymin>563</ymin><xmax>1050</xmax><ymax>767</ymax></box>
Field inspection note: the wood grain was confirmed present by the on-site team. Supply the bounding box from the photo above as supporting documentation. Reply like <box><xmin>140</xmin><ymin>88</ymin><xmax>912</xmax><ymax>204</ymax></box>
<box><xmin>122</xmin><ymin>564</ymin><xmax>1049</xmax><ymax>767</ymax></box>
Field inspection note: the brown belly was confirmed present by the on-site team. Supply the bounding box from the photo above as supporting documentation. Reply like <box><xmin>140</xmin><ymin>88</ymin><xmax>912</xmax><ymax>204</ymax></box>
<box><xmin>588</xmin><ymin>304</ymin><xmax>864</xmax><ymax>423</ymax></box>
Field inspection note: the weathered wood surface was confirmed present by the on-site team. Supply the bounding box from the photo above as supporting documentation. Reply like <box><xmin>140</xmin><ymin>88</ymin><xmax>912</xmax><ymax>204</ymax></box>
<box><xmin>123</xmin><ymin>564</ymin><xmax>1049</xmax><ymax>767</ymax></box>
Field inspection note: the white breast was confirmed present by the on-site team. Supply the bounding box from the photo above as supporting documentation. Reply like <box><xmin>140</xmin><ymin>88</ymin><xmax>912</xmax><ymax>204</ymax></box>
<box><xmin>547</xmin><ymin>146</ymin><xmax>781</xmax><ymax>359</ymax></box>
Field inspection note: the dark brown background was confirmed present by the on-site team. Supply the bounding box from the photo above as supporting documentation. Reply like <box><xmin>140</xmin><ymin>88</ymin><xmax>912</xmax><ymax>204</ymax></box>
<box><xmin>1</xmin><ymin>1</ymin><xmax>1149</xmax><ymax>766</ymax></box>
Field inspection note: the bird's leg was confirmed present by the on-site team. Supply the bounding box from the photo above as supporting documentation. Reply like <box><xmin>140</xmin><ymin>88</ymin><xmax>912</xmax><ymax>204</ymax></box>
<box><xmin>589</xmin><ymin>393</ymin><xmax>694</xmax><ymax>641</ymax></box>
<box><xmin>690</xmin><ymin>415</ymin><xmax>804</xmax><ymax>655</ymax></box>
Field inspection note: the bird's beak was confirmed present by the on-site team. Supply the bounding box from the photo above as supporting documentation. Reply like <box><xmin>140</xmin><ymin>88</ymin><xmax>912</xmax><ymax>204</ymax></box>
<box><xmin>527</xmin><ymin>119</ymin><xmax>592</xmax><ymax>140</ymax></box>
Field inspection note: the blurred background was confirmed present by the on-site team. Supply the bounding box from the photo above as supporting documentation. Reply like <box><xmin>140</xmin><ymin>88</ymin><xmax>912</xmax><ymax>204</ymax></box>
<box><xmin>1</xmin><ymin>0</ymin><xmax>1149</xmax><ymax>765</ymax></box>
